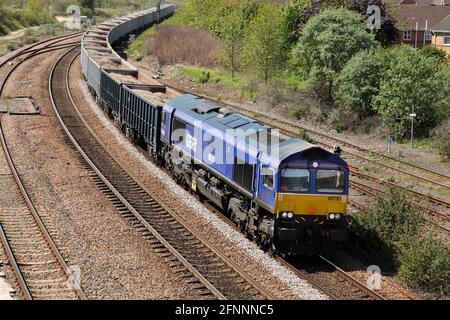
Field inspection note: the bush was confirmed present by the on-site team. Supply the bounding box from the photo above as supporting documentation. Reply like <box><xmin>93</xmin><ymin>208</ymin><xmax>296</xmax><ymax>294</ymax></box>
<box><xmin>433</xmin><ymin>119</ymin><xmax>450</xmax><ymax>162</ymax></box>
<box><xmin>350</xmin><ymin>188</ymin><xmax>450</xmax><ymax>295</ymax></box>
<box><xmin>420</xmin><ymin>46</ymin><xmax>448</xmax><ymax>64</ymax></box>
<box><xmin>334</xmin><ymin>50</ymin><xmax>384</xmax><ymax>119</ymax></box>
<box><xmin>298</xmin><ymin>129</ymin><xmax>313</xmax><ymax>143</ymax></box>
<box><xmin>289</xmin><ymin>105</ymin><xmax>311</xmax><ymax>120</ymax></box>
<box><xmin>355</xmin><ymin>188</ymin><xmax>423</xmax><ymax>248</ymax></box>
<box><xmin>372</xmin><ymin>45</ymin><xmax>448</xmax><ymax>138</ymax></box>
<box><xmin>397</xmin><ymin>236</ymin><xmax>450</xmax><ymax>296</ymax></box>
<box><xmin>327</xmin><ymin>107</ymin><xmax>359</xmax><ymax>133</ymax></box>
<box><xmin>153</xmin><ymin>26</ymin><xmax>220</xmax><ymax>67</ymax></box>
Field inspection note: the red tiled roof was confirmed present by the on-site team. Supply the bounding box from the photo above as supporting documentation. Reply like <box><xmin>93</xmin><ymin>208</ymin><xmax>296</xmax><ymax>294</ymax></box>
<box><xmin>395</xmin><ymin>4</ymin><xmax>450</xmax><ymax>30</ymax></box>
<box><xmin>397</xmin><ymin>0</ymin><xmax>450</xmax><ymax>5</ymax></box>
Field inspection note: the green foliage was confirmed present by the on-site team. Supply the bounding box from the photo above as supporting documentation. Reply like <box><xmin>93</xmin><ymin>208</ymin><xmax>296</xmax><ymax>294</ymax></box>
<box><xmin>215</xmin><ymin>3</ymin><xmax>247</xmax><ymax>78</ymax></box>
<box><xmin>420</xmin><ymin>45</ymin><xmax>448</xmax><ymax>64</ymax></box>
<box><xmin>372</xmin><ymin>45</ymin><xmax>449</xmax><ymax>137</ymax></box>
<box><xmin>0</xmin><ymin>2</ymin><xmax>55</xmax><ymax>36</ymax></box>
<box><xmin>126</xmin><ymin>26</ymin><xmax>157</xmax><ymax>61</ymax></box>
<box><xmin>355</xmin><ymin>188</ymin><xmax>423</xmax><ymax>248</ymax></box>
<box><xmin>298</xmin><ymin>128</ymin><xmax>313</xmax><ymax>143</ymax></box>
<box><xmin>282</xmin><ymin>0</ymin><xmax>312</xmax><ymax>43</ymax></box>
<box><xmin>397</xmin><ymin>236</ymin><xmax>450</xmax><ymax>296</ymax></box>
<box><xmin>79</xmin><ymin>0</ymin><xmax>94</xmax><ymax>11</ymax></box>
<box><xmin>350</xmin><ymin>187</ymin><xmax>450</xmax><ymax>295</ymax></box>
<box><xmin>349</xmin><ymin>0</ymin><xmax>399</xmax><ymax>47</ymax></box>
<box><xmin>334</xmin><ymin>49</ymin><xmax>384</xmax><ymax>119</ymax></box>
<box><xmin>433</xmin><ymin>119</ymin><xmax>450</xmax><ymax>162</ymax></box>
<box><xmin>292</xmin><ymin>8</ymin><xmax>377</xmax><ymax>100</ymax></box>
<box><xmin>242</xmin><ymin>4</ymin><xmax>286</xmax><ymax>82</ymax></box>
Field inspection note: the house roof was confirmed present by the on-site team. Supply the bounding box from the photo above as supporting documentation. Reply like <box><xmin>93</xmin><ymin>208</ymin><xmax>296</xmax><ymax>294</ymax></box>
<box><xmin>433</xmin><ymin>14</ymin><xmax>450</xmax><ymax>30</ymax></box>
<box><xmin>395</xmin><ymin>4</ymin><xmax>450</xmax><ymax>30</ymax></box>
<box><xmin>397</xmin><ymin>0</ymin><xmax>450</xmax><ymax>5</ymax></box>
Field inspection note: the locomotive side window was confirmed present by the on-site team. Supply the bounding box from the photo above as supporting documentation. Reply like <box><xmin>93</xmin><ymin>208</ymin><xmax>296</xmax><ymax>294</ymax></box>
<box><xmin>262</xmin><ymin>167</ymin><xmax>274</xmax><ymax>189</ymax></box>
<box><xmin>281</xmin><ymin>168</ymin><xmax>309</xmax><ymax>193</ymax></box>
<box><xmin>316</xmin><ymin>170</ymin><xmax>345</xmax><ymax>193</ymax></box>
<box><xmin>172</xmin><ymin>118</ymin><xmax>186</xmax><ymax>143</ymax></box>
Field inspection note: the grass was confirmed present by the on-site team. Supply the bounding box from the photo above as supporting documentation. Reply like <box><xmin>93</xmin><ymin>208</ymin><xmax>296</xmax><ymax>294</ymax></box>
<box><xmin>270</xmin><ymin>71</ymin><xmax>308</xmax><ymax>91</ymax></box>
<box><xmin>397</xmin><ymin>137</ymin><xmax>438</xmax><ymax>150</ymax></box>
<box><xmin>0</xmin><ymin>23</ymin><xmax>71</xmax><ymax>54</ymax></box>
<box><xmin>179</xmin><ymin>65</ymin><xmax>251</xmax><ymax>92</ymax></box>
<box><xmin>126</xmin><ymin>25</ymin><xmax>157</xmax><ymax>60</ymax></box>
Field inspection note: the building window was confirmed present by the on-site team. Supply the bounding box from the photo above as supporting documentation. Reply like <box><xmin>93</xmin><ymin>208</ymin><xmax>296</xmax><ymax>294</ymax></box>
<box><xmin>444</xmin><ymin>33</ymin><xmax>450</xmax><ymax>45</ymax></box>
<box><xmin>426</xmin><ymin>31</ymin><xmax>432</xmax><ymax>41</ymax></box>
<box><xmin>403</xmin><ymin>31</ymin><xmax>412</xmax><ymax>41</ymax></box>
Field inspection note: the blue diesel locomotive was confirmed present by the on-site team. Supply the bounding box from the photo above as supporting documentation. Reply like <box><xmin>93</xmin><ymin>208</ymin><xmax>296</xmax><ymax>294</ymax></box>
<box><xmin>82</xmin><ymin>5</ymin><xmax>349</xmax><ymax>255</ymax></box>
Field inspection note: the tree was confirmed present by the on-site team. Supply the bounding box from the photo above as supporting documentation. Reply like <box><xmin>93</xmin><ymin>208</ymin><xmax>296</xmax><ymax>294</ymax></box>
<box><xmin>282</xmin><ymin>0</ymin><xmax>312</xmax><ymax>44</ymax></box>
<box><xmin>215</xmin><ymin>0</ymin><xmax>259</xmax><ymax>78</ymax></box>
<box><xmin>372</xmin><ymin>45</ymin><xmax>449</xmax><ymax>137</ymax></box>
<box><xmin>349</xmin><ymin>0</ymin><xmax>398</xmax><ymax>46</ymax></box>
<box><xmin>79</xmin><ymin>0</ymin><xmax>94</xmax><ymax>12</ymax></box>
<box><xmin>242</xmin><ymin>4</ymin><xmax>286</xmax><ymax>83</ymax></box>
<box><xmin>292</xmin><ymin>8</ymin><xmax>377</xmax><ymax>101</ymax></box>
<box><xmin>334</xmin><ymin>49</ymin><xmax>385</xmax><ymax>119</ymax></box>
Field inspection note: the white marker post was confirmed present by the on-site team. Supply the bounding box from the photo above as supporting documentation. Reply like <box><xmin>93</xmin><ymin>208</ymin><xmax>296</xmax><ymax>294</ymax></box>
<box><xmin>410</xmin><ymin>105</ymin><xmax>416</xmax><ymax>148</ymax></box>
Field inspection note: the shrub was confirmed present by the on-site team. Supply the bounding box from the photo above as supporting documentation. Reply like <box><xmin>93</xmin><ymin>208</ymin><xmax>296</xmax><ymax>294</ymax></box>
<box><xmin>433</xmin><ymin>119</ymin><xmax>450</xmax><ymax>162</ymax></box>
<box><xmin>298</xmin><ymin>129</ymin><xmax>313</xmax><ymax>143</ymax></box>
<box><xmin>289</xmin><ymin>105</ymin><xmax>310</xmax><ymax>120</ymax></box>
<box><xmin>153</xmin><ymin>26</ymin><xmax>220</xmax><ymax>67</ymax></box>
<box><xmin>420</xmin><ymin>46</ymin><xmax>448</xmax><ymax>64</ymax></box>
<box><xmin>397</xmin><ymin>236</ymin><xmax>450</xmax><ymax>296</ymax></box>
<box><xmin>327</xmin><ymin>107</ymin><xmax>359</xmax><ymax>133</ymax></box>
<box><xmin>372</xmin><ymin>45</ymin><xmax>448</xmax><ymax>138</ymax></box>
<box><xmin>334</xmin><ymin>49</ymin><xmax>384</xmax><ymax>119</ymax></box>
<box><xmin>355</xmin><ymin>188</ymin><xmax>423</xmax><ymax>248</ymax></box>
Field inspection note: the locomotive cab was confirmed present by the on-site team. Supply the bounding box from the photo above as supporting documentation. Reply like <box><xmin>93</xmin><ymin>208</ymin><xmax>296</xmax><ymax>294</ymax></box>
<box><xmin>259</xmin><ymin>142</ymin><xmax>349</xmax><ymax>255</ymax></box>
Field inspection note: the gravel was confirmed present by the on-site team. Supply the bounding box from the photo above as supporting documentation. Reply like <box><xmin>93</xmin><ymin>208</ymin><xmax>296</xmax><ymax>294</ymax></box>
<box><xmin>0</xmin><ymin>45</ymin><xmax>197</xmax><ymax>300</ymax></box>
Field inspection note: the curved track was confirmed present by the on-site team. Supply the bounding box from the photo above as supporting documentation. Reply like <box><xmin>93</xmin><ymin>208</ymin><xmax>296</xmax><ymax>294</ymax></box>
<box><xmin>0</xmin><ymin>120</ymin><xmax>86</xmax><ymax>300</ymax></box>
<box><xmin>0</xmin><ymin>33</ymin><xmax>86</xmax><ymax>300</ymax></box>
<box><xmin>50</xmin><ymin>46</ymin><xmax>276</xmax><ymax>300</ymax></box>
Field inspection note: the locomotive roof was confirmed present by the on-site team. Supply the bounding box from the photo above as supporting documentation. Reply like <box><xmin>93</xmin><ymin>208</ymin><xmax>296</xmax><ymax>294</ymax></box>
<box><xmin>166</xmin><ymin>94</ymin><xmax>341</xmax><ymax>167</ymax></box>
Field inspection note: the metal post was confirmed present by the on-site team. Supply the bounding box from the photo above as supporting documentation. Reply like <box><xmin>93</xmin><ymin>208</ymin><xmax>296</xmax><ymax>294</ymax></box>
<box><xmin>410</xmin><ymin>105</ymin><xmax>416</xmax><ymax>148</ymax></box>
<box><xmin>157</xmin><ymin>0</ymin><xmax>163</xmax><ymax>23</ymax></box>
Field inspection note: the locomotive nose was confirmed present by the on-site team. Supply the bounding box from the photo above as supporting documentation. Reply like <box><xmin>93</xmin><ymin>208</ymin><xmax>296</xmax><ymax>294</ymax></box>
<box><xmin>275</xmin><ymin>193</ymin><xmax>348</xmax><ymax>217</ymax></box>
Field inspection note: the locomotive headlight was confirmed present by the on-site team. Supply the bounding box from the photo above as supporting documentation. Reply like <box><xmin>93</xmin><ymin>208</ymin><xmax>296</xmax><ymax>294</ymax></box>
<box><xmin>329</xmin><ymin>213</ymin><xmax>342</xmax><ymax>220</ymax></box>
<box><xmin>281</xmin><ymin>212</ymin><xmax>288</xmax><ymax>219</ymax></box>
<box><xmin>287</xmin><ymin>212</ymin><xmax>294</xmax><ymax>219</ymax></box>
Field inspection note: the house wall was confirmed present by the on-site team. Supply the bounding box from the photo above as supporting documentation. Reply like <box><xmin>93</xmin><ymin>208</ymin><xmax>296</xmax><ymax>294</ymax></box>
<box><xmin>397</xmin><ymin>30</ymin><xmax>432</xmax><ymax>47</ymax></box>
<box><xmin>432</xmin><ymin>33</ymin><xmax>450</xmax><ymax>54</ymax></box>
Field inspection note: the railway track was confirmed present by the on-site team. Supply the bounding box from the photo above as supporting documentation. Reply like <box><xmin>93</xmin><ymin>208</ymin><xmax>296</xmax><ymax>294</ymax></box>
<box><xmin>0</xmin><ymin>119</ymin><xmax>86</xmax><ymax>300</ymax></box>
<box><xmin>277</xmin><ymin>256</ymin><xmax>387</xmax><ymax>300</ymax></box>
<box><xmin>0</xmin><ymin>33</ymin><xmax>83</xmax><ymax>94</ymax></box>
<box><xmin>50</xmin><ymin>46</ymin><xmax>276</xmax><ymax>300</ymax></box>
<box><xmin>0</xmin><ymin>33</ymin><xmax>88</xmax><ymax>300</ymax></box>
<box><xmin>195</xmin><ymin>192</ymin><xmax>388</xmax><ymax>300</ymax></box>
<box><xmin>162</xmin><ymin>84</ymin><xmax>450</xmax><ymax>231</ymax></box>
